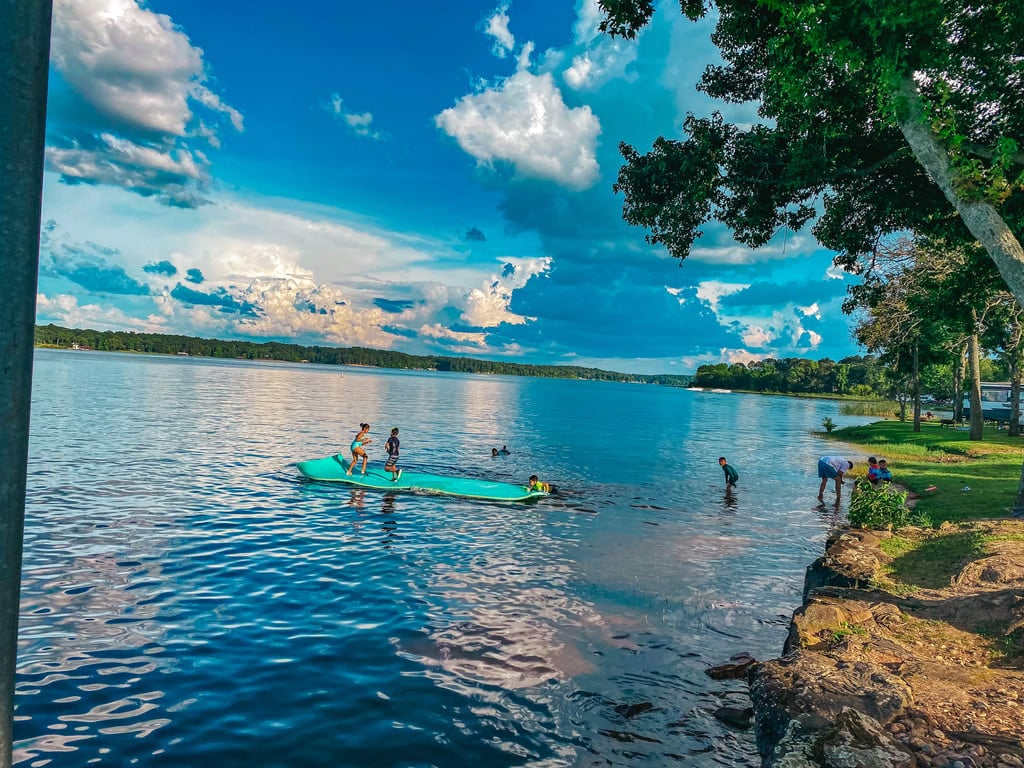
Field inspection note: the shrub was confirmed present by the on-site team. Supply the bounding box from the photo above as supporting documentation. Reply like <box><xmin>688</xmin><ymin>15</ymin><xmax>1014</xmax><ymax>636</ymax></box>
<box><xmin>822</xmin><ymin>416</ymin><xmax>837</xmax><ymax>432</ymax></box>
<box><xmin>848</xmin><ymin>480</ymin><xmax>911</xmax><ymax>529</ymax></box>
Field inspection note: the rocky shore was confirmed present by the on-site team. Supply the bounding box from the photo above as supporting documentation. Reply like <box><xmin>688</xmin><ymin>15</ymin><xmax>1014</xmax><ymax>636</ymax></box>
<box><xmin>739</xmin><ymin>521</ymin><xmax>1024</xmax><ymax>768</ymax></box>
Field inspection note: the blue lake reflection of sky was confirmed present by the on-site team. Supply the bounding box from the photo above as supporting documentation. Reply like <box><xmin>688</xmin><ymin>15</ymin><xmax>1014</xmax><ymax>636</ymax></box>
<box><xmin>18</xmin><ymin>351</ymin><xmax>871</xmax><ymax>766</ymax></box>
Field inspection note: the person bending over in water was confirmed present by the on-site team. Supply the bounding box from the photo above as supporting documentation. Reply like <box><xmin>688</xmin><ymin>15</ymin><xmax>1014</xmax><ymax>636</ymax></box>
<box><xmin>527</xmin><ymin>475</ymin><xmax>550</xmax><ymax>493</ymax></box>
<box><xmin>346</xmin><ymin>422</ymin><xmax>372</xmax><ymax>475</ymax></box>
<box><xmin>817</xmin><ymin>455</ymin><xmax>853</xmax><ymax>500</ymax></box>
<box><xmin>500</xmin><ymin>445</ymin><xmax>511</xmax><ymax>455</ymax></box>
<box><xmin>385</xmin><ymin>427</ymin><xmax>402</xmax><ymax>482</ymax></box>
<box><xmin>718</xmin><ymin>457</ymin><xmax>738</xmax><ymax>490</ymax></box>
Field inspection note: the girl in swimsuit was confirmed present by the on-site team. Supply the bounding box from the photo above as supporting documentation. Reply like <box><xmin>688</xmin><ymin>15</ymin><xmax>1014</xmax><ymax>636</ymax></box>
<box><xmin>346</xmin><ymin>423</ymin><xmax>372</xmax><ymax>475</ymax></box>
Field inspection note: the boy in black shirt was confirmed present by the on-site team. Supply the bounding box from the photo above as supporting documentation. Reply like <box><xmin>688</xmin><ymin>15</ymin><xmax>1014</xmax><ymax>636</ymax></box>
<box><xmin>385</xmin><ymin>428</ymin><xmax>402</xmax><ymax>482</ymax></box>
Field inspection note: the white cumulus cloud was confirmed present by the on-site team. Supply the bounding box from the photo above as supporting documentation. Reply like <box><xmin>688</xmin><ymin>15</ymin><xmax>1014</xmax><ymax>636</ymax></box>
<box><xmin>37</xmin><ymin>293</ymin><xmax>167</xmax><ymax>332</ymax></box>
<box><xmin>559</xmin><ymin>0</ymin><xmax>638</xmax><ymax>91</ymax></box>
<box><xmin>741</xmin><ymin>325</ymin><xmax>773</xmax><ymax>347</ymax></box>
<box><xmin>47</xmin><ymin>133</ymin><xmax>210</xmax><ymax>207</ymax></box>
<box><xmin>435</xmin><ymin>43</ymin><xmax>601</xmax><ymax>189</ymax></box>
<box><xmin>418</xmin><ymin>323</ymin><xmax>487</xmax><ymax>346</ymax></box>
<box><xmin>238</xmin><ymin>278</ymin><xmax>397</xmax><ymax>347</ymax></box>
<box><xmin>723</xmin><ymin>348</ymin><xmax>772</xmax><ymax>365</ymax></box>
<box><xmin>40</xmin><ymin>180</ymin><xmax>555</xmax><ymax>354</ymax></box>
<box><xmin>799</xmin><ymin>302</ymin><xmax>821</xmax><ymax>319</ymax></box>
<box><xmin>694</xmin><ymin>280</ymin><xmax>749</xmax><ymax>312</ymax></box>
<box><xmin>47</xmin><ymin>0</ymin><xmax>243</xmax><ymax>206</ymax></box>
<box><xmin>483</xmin><ymin>3</ymin><xmax>515</xmax><ymax>58</ymax></box>
<box><xmin>461</xmin><ymin>257</ymin><xmax>551</xmax><ymax>327</ymax></box>
<box><xmin>324</xmin><ymin>94</ymin><xmax>382</xmax><ymax>140</ymax></box>
<box><xmin>688</xmin><ymin>233</ymin><xmax>816</xmax><ymax>265</ymax></box>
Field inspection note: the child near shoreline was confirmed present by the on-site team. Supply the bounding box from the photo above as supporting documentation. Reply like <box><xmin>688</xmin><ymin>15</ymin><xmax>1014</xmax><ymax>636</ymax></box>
<box><xmin>817</xmin><ymin>456</ymin><xmax>853</xmax><ymax>500</ymax></box>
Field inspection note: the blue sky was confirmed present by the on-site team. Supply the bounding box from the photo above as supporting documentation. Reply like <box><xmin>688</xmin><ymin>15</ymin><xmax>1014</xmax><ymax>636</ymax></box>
<box><xmin>37</xmin><ymin>0</ymin><xmax>861</xmax><ymax>374</ymax></box>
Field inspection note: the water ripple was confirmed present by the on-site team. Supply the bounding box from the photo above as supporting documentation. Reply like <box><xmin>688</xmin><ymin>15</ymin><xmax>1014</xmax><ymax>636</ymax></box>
<box><xmin>17</xmin><ymin>351</ymin><xmax>875</xmax><ymax>766</ymax></box>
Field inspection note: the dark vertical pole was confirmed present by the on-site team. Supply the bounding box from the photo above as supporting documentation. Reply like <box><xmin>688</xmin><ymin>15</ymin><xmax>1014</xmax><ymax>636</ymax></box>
<box><xmin>968</xmin><ymin>330</ymin><xmax>984</xmax><ymax>441</ymax></box>
<box><xmin>912</xmin><ymin>342</ymin><xmax>921</xmax><ymax>433</ymax></box>
<box><xmin>0</xmin><ymin>1</ymin><xmax>54</xmax><ymax>765</ymax></box>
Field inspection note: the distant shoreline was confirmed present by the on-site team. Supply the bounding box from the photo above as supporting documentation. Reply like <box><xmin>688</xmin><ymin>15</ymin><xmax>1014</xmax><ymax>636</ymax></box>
<box><xmin>32</xmin><ymin>324</ymin><xmax>695</xmax><ymax>387</ymax></box>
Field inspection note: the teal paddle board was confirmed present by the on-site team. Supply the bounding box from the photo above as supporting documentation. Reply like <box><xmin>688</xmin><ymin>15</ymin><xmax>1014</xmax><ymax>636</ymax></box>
<box><xmin>296</xmin><ymin>454</ymin><xmax>548</xmax><ymax>502</ymax></box>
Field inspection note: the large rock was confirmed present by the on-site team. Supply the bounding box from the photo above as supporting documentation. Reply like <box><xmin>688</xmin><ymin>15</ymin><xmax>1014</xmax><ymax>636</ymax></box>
<box><xmin>802</xmin><ymin>529</ymin><xmax>890</xmax><ymax>601</ymax></box>
<box><xmin>749</xmin><ymin>650</ymin><xmax>913</xmax><ymax>764</ymax></box>
<box><xmin>765</xmin><ymin>707</ymin><xmax>914</xmax><ymax>768</ymax></box>
<box><xmin>785</xmin><ymin>596</ymin><xmax>877</xmax><ymax>654</ymax></box>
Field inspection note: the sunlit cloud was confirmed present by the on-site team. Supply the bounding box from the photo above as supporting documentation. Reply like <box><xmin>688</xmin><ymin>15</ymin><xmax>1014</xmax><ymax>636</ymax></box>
<box><xmin>324</xmin><ymin>93</ymin><xmax>382</xmax><ymax>140</ymax></box>
<box><xmin>436</xmin><ymin>43</ymin><xmax>601</xmax><ymax>189</ymax></box>
<box><xmin>47</xmin><ymin>0</ymin><xmax>243</xmax><ymax>206</ymax></box>
<box><xmin>482</xmin><ymin>3</ymin><xmax>515</xmax><ymax>58</ymax></box>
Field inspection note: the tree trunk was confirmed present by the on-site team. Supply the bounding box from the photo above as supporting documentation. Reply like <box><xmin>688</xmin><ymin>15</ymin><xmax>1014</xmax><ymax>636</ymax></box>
<box><xmin>1014</xmin><ymin>455</ymin><xmax>1024</xmax><ymax>517</ymax></box>
<box><xmin>1008</xmin><ymin>316</ymin><xmax>1023</xmax><ymax>438</ymax></box>
<box><xmin>968</xmin><ymin>333</ymin><xmax>984</xmax><ymax>440</ymax></box>
<box><xmin>912</xmin><ymin>342</ymin><xmax>921</xmax><ymax>433</ymax></box>
<box><xmin>895</xmin><ymin>77</ymin><xmax>1024</xmax><ymax>307</ymax></box>
<box><xmin>1011</xmin><ymin>360</ymin><xmax>1021</xmax><ymax>438</ymax></box>
<box><xmin>953</xmin><ymin>342</ymin><xmax>965</xmax><ymax>422</ymax></box>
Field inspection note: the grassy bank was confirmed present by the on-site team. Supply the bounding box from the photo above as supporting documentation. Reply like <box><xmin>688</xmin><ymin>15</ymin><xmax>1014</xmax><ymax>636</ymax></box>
<box><xmin>875</xmin><ymin>525</ymin><xmax>1024</xmax><ymax>593</ymax></box>
<box><xmin>829</xmin><ymin>420</ymin><xmax>1024</xmax><ymax>522</ymax></box>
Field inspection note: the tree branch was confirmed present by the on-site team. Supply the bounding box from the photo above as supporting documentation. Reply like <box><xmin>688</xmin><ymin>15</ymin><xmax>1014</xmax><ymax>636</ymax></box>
<box><xmin>894</xmin><ymin>76</ymin><xmax>1024</xmax><ymax>307</ymax></box>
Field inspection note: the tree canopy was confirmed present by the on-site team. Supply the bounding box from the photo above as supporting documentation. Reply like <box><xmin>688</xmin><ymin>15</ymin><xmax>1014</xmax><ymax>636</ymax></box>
<box><xmin>601</xmin><ymin>0</ymin><xmax>1024</xmax><ymax>299</ymax></box>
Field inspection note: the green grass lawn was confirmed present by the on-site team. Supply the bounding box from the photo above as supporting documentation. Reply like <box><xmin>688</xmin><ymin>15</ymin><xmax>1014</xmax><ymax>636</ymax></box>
<box><xmin>829</xmin><ymin>420</ymin><xmax>1024</xmax><ymax>522</ymax></box>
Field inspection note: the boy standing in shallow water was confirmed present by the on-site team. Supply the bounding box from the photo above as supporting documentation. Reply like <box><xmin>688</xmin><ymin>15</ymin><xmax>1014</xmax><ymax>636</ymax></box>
<box><xmin>385</xmin><ymin>428</ymin><xmax>402</xmax><ymax>482</ymax></box>
<box><xmin>719</xmin><ymin>457</ymin><xmax>738</xmax><ymax>490</ymax></box>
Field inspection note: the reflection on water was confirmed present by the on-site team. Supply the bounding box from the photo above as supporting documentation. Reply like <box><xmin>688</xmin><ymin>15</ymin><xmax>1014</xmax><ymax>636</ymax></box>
<box><xmin>17</xmin><ymin>350</ymin><xmax>873</xmax><ymax>766</ymax></box>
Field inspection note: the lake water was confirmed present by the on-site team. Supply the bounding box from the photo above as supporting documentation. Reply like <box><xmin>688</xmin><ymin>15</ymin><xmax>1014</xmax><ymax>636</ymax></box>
<box><xmin>16</xmin><ymin>350</ymin><xmax>870</xmax><ymax>767</ymax></box>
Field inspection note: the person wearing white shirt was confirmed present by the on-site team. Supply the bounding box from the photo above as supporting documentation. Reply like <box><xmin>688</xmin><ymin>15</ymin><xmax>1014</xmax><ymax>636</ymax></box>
<box><xmin>818</xmin><ymin>455</ymin><xmax>853</xmax><ymax>501</ymax></box>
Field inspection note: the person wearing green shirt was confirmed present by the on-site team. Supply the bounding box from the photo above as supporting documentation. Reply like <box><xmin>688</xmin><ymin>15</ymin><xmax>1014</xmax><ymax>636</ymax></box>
<box><xmin>719</xmin><ymin>457</ymin><xmax>738</xmax><ymax>490</ymax></box>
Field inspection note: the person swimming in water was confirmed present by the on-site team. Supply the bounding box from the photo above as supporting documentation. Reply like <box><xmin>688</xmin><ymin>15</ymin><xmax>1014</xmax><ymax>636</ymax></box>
<box><xmin>346</xmin><ymin>422</ymin><xmax>372</xmax><ymax>475</ymax></box>
<box><xmin>527</xmin><ymin>475</ymin><xmax>550</xmax><ymax>493</ymax></box>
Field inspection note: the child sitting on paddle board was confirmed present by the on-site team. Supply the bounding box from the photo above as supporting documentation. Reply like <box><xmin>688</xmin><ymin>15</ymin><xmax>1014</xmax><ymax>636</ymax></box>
<box><xmin>385</xmin><ymin>427</ymin><xmax>402</xmax><ymax>482</ymax></box>
<box><xmin>346</xmin><ymin>423</ymin><xmax>372</xmax><ymax>476</ymax></box>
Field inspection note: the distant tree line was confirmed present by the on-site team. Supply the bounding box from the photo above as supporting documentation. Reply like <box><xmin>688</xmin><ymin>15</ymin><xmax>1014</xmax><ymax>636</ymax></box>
<box><xmin>693</xmin><ymin>352</ymin><xmax>1010</xmax><ymax>401</ymax></box>
<box><xmin>34</xmin><ymin>324</ymin><xmax>693</xmax><ymax>387</ymax></box>
<box><xmin>692</xmin><ymin>356</ymin><xmax>890</xmax><ymax>397</ymax></box>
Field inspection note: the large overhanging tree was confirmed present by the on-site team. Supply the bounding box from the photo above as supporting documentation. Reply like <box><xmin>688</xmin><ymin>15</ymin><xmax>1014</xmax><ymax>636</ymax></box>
<box><xmin>600</xmin><ymin>0</ymin><xmax>1024</xmax><ymax>297</ymax></box>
